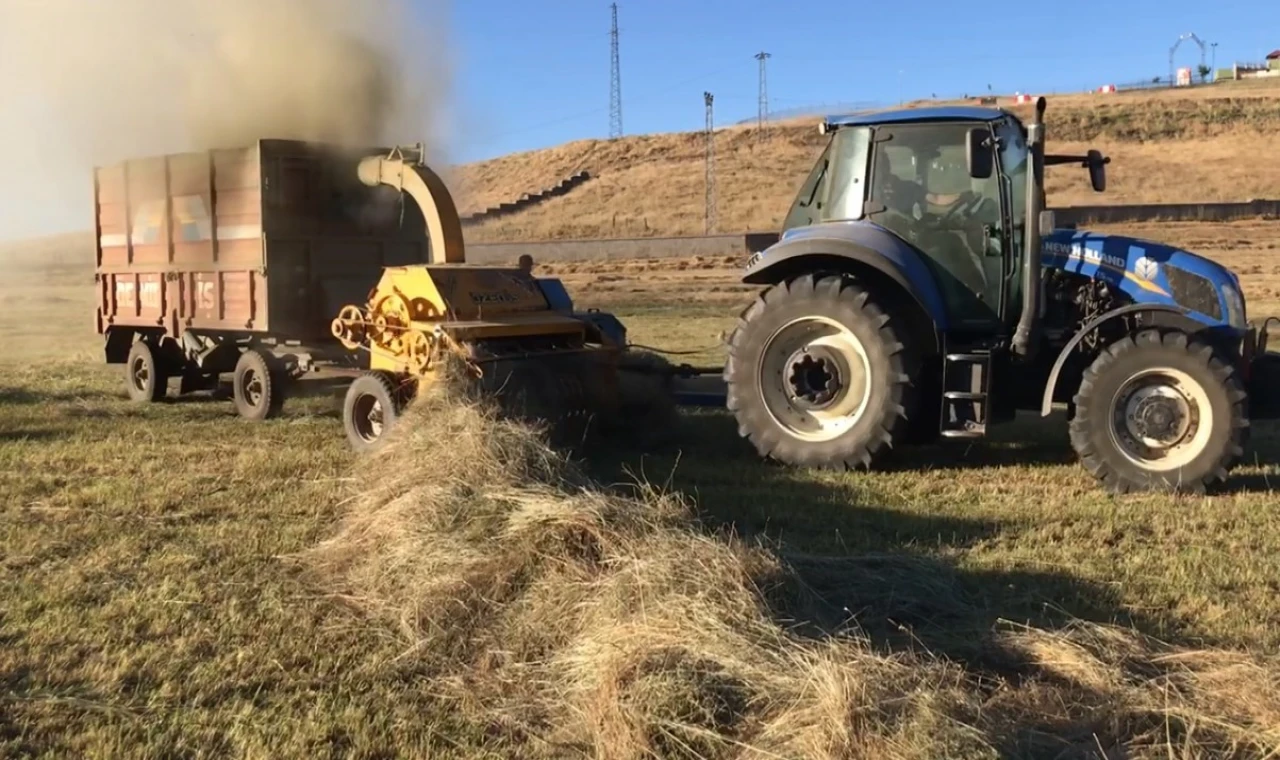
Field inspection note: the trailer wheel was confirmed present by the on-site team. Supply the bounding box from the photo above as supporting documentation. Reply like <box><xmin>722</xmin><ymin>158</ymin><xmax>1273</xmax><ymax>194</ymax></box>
<box><xmin>343</xmin><ymin>372</ymin><xmax>405</xmax><ymax>453</ymax></box>
<box><xmin>724</xmin><ymin>273</ymin><xmax>915</xmax><ymax>470</ymax></box>
<box><xmin>233</xmin><ymin>348</ymin><xmax>285</xmax><ymax>421</ymax></box>
<box><xmin>1070</xmin><ymin>329</ymin><xmax>1248</xmax><ymax>494</ymax></box>
<box><xmin>124</xmin><ymin>339</ymin><xmax>168</xmax><ymax>403</ymax></box>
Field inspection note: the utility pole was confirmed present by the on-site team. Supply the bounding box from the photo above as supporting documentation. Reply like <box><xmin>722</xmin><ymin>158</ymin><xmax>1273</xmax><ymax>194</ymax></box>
<box><xmin>754</xmin><ymin>51</ymin><xmax>771</xmax><ymax>136</ymax></box>
<box><xmin>609</xmin><ymin>3</ymin><xmax>623</xmax><ymax>138</ymax></box>
<box><xmin>704</xmin><ymin>91</ymin><xmax>717</xmax><ymax>234</ymax></box>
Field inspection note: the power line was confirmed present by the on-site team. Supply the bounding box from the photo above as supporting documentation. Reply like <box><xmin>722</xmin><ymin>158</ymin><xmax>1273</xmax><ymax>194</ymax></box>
<box><xmin>754</xmin><ymin>51</ymin><xmax>770</xmax><ymax>137</ymax></box>
<box><xmin>704</xmin><ymin>91</ymin><xmax>716</xmax><ymax>234</ymax></box>
<box><xmin>609</xmin><ymin>3</ymin><xmax>623</xmax><ymax>138</ymax></box>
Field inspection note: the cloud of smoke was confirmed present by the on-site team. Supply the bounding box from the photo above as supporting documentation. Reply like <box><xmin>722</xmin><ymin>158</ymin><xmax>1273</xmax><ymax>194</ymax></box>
<box><xmin>0</xmin><ymin>0</ymin><xmax>456</xmax><ymax>241</ymax></box>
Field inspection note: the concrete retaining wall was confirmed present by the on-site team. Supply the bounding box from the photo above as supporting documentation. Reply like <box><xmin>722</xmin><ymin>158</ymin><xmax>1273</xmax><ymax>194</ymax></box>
<box><xmin>1056</xmin><ymin>199</ymin><xmax>1280</xmax><ymax>225</ymax></box>
<box><xmin>468</xmin><ymin>233</ymin><xmax>756</xmax><ymax>265</ymax></box>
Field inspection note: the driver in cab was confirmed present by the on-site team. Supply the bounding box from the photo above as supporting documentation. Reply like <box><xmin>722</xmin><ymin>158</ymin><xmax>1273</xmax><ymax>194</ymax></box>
<box><xmin>874</xmin><ymin>139</ymin><xmax>1001</xmax><ymax>318</ymax></box>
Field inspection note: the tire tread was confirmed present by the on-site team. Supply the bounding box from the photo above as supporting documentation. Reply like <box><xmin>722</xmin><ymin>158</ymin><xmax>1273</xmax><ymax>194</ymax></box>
<box><xmin>724</xmin><ymin>273</ymin><xmax>916</xmax><ymax>471</ymax></box>
<box><xmin>1069</xmin><ymin>329</ymin><xmax>1248</xmax><ymax>494</ymax></box>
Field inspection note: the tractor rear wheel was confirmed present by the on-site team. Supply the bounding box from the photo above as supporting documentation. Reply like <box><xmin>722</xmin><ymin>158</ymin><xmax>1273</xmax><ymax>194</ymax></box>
<box><xmin>1069</xmin><ymin>329</ymin><xmax>1248</xmax><ymax>493</ymax></box>
<box><xmin>124</xmin><ymin>339</ymin><xmax>168</xmax><ymax>403</ymax></box>
<box><xmin>233</xmin><ymin>348</ymin><xmax>285</xmax><ymax>421</ymax></box>
<box><xmin>343</xmin><ymin>371</ymin><xmax>406</xmax><ymax>453</ymax></box>
<box><xmin>724</xmin><ymin>274</ymin><xmax>915</xmax><ymax>469</ymax></box>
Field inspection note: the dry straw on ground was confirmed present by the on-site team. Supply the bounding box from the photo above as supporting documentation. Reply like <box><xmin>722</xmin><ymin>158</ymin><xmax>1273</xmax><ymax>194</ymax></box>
<box><xmin>302</xmin><ymin>369</ymin><xmax>1280</xmax><ymax>759</ymax></box>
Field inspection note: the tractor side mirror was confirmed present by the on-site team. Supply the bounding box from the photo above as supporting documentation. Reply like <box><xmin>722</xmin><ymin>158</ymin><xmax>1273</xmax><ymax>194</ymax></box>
<box><xmin>966</xmin><ymin>128</ymin><xmax>993</xmax><ymax>179</ymax></box>
<box><xmin>1087</xmin><ymin>149</ymin><xmax>1108</xmax><ymax>192</ymax></box>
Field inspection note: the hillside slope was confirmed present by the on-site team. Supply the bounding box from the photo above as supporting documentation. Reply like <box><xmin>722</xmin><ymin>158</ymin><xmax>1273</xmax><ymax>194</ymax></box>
<box><xmin>453</xmin><ymin>80</ymin><xmax>1280</xmax><ymax>242</ymax></box>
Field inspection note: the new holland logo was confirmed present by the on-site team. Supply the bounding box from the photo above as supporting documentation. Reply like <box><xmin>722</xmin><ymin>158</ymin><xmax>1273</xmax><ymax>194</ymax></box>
<box><xmin>1133</xmin><ymin>256</ymin><xmax>1160</xmax><ymax>281</ymax></box>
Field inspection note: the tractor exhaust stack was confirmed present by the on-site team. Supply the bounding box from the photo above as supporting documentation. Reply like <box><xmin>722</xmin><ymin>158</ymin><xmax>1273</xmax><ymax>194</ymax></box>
<box><xmin>1012</xmin><ymin>96</ymin><xmax>1048</xmax><ymax>359</ymax></box>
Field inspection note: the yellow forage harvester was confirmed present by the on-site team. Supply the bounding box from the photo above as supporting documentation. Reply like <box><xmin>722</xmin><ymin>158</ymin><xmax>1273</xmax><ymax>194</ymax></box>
<box><xmin>329</xmin><ymin>145</ymin><xmax>636</xmax><ymax>450</ymax></box>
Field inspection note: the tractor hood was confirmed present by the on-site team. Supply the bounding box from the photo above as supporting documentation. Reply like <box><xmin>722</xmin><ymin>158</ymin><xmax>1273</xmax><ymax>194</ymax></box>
<box><xmin>1040</xmin><ymin>228</ymin><xmax>1245</xmax><ymax>328</ymax></box>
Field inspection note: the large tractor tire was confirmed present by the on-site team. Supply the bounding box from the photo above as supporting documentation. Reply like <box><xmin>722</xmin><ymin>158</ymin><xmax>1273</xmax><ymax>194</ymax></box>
<box><xmin>233</xmin><ymin>348</ymin><xmax>286</xmax><ymax>421</ymax></box>
<box><xmin>124</xmin><ymin>339</ymin><xmax>168</xmax><ymax>403</ymax></box>
<box><xmin>724</xmin><ymin>274</ymin><xmax>915</xmax><ymax>470</ymax></box>
<box><xmin>1069</xmin><ymin>329</ymin><xmax>1248</xmax><ymax>494</ymax></box>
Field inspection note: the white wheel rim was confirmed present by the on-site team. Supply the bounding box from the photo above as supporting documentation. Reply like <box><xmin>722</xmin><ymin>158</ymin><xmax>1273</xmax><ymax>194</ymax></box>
<box><xmin>1108</xmin><ymin>367</ymin><xmax>1213</xmax><ymax>472</ymax></box>
<box><xmin>351</xmin><ymin>393</ymin><xmax>385</xmax><ymax>442</ymax></box>
<box><xmin>757</xmin><ymin>315</ymin><xmax>871</xmax><ymax>442</ymax></box>
<box><xmin>240</xmin><ymin>368</ymin><xmax>264</xmax><ymax>407</ymax></box>
<box><xmin>130</xmin><ymin>356</ymin><xmax>150</xmax><ymax>391</ymax></box>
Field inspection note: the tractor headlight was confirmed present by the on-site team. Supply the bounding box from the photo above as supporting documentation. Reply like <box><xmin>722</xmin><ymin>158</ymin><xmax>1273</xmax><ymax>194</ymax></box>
<box><xmin>1221</xmin><ymin>282</ymin><xmax>1246</xmax><ymax>328</ymax></box>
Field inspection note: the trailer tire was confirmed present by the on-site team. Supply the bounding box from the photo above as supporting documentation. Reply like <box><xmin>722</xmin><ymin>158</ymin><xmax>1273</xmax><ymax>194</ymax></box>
<box><xmin>1069</xmin><ymin>329</ymin><xmax>1248</xmax><ymax>494</ymax></box>
<box><xmin>124</xmin><ymin>339</ymin><xmax>168</xmax><ymax>403</ymax></box>
<box><xmin>233</xmin><ymin>348</ymin><xmax>285</xmax><ymax>421</ymax></box>
<box><xmin>343</xmin><ymin>371</ymin><xmax>405</xmax><ymax>453</ymax></box>
<box><xmin>724</xmin><ymin>273</ymin><xmax>914</xmax><ymax>470</ymax></box>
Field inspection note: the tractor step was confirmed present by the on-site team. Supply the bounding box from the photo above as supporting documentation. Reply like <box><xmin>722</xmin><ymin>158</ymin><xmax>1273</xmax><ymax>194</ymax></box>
<box><xmin>940</xmin><ymin>427</ymin><xmax>986</xmax><ymax>439</ymax></box>
<box><xmin>940</xmin><ymin>348</ymin><xmax>993</xmax><ymax>438</ymax></box>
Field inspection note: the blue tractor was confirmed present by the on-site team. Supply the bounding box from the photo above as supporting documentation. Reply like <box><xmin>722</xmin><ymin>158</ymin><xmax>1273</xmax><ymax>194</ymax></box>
<box><xmin>719</xmin><ymin>97</ymin><xmax>1280</xmax><ymax>493</ymax></box>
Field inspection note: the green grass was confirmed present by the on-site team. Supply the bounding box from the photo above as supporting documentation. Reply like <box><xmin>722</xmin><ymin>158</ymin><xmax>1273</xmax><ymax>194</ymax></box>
<box><xmin>4</xmin><ymin>272</ymin><xmax>1280</xmax><ymax>754</ymax></box>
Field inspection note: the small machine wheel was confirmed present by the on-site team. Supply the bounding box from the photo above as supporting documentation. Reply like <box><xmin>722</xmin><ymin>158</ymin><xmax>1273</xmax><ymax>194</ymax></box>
<box><xmin>1070</xmin><ymin>329</ymin><xmax>1248</xmax><ymax>494</ymax></box>
<box><xmin>724</xmin><ymin>273</ymin><xmax>916</xmax><ymax>469</ymax></box>
<box><xmin>233</xmin><ymin>348</ymin><xmax>285</xmax><ymax>421</ymax></box>
<box><xmin>343</xmin><ymin>372</ymin><xmax>405</xmax><ymax>452</ymax></box>
<box><xmin>124</xmin><ymin>339</ymin><xmax>168</xmax><ymax>403</ymax></box>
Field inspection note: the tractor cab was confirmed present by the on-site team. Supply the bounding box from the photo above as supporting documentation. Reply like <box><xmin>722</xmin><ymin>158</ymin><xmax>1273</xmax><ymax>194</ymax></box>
<box><xmin>781</xmin><ymin>106</ymin><xmax>1064</xmax><ymax>335</ymax></box>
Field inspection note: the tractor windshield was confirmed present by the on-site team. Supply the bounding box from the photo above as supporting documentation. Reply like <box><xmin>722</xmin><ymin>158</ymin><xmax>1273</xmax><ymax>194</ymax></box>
<box><xmin>781</xmin><ymin>126</ymin><xmax>871</xmax><ymax>230</ymax></box>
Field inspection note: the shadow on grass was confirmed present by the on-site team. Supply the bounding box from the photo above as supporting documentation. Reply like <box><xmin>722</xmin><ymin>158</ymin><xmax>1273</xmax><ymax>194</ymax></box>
<box><xmin>584</xmin><ymin>409</ymin><xmax>1193</xmax><ymax>676</ymax></box>
<box><xmin>0</xmin><ymin>387</ymin><xmax>118</xmax><ymax>406</ymax></box>
<box><xmin>0</xmin><ymin>428</ymin><xmax>69</xmax><ymax>442</ymax></box>
<box><xmin>880</xmin><ymin>410</ymin><xmax>1080</xmax><ymax>471</ymax></box>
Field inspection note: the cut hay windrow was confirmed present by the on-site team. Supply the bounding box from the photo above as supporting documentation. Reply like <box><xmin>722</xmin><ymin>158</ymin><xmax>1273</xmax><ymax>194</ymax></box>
<box><xmin>302</xmin><ymin>369</ymin><xmax>1280</xmax><ymax>759</ymax></box>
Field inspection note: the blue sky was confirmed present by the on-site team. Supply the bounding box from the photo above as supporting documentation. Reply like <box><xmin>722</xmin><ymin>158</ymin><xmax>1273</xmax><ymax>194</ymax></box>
<box><xmin>448</xmin><ymin>0</ymin><xmax>1280</xmax><ymax>163</ymax></box>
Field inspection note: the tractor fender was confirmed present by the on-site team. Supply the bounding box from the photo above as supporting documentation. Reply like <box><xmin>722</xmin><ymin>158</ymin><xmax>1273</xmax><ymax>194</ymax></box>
<box><xmin>1040</xmin><ymin>303</ymin><xmax>1203</xmax><ymax>416</ymax></box>
<box><xmin>743</xmin><ymin>229</ymin><xmax>948</xmax><ymax>342</ymax></box>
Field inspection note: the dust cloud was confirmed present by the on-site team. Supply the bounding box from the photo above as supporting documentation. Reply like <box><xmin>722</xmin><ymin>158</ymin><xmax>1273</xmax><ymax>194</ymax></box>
<box><xmin>0</xmin><ymin>0</ymin><xmax>456</xmax><ymax>241</ymax></box>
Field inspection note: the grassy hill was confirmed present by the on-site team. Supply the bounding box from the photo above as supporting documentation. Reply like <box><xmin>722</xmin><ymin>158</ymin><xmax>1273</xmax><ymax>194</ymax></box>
<box><xmin>452</xmin><ymin>78</ymin><xmax>1280</xmax><ymax>242</ymax></box>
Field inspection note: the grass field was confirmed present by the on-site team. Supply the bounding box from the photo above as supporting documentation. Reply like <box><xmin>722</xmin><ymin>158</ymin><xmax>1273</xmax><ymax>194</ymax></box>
<box><xmin>4</xmin><ymin>218</ymin><xmax>1280</xmax><ymax>756</ymax></box>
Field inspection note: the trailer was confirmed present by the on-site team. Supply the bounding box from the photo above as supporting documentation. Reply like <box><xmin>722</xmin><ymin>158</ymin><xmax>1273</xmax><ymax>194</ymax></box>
<box><xmin>94</xmin><ymin>140</ymin><xmax>435</xmax><ymax>418</ymax></box>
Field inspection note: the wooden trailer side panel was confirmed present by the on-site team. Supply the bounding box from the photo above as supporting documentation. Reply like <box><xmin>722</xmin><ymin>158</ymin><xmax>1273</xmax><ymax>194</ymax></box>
<box><xmin>95</xmin><ymin>139</ymin><xmax>432</xmax><ymax>345</ymax></box>
<box><xmin>95</xmin><ymin>146</ymin><xmax>268</xmax><ymax>335</ymax></box>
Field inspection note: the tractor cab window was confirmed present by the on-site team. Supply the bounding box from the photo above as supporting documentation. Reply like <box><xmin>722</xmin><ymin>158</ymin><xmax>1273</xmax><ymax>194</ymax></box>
<box><xmin>866</xmin><ymin>122</ymin><xmax>1007</xmax><ymax>328</ymax></box>
<box><xmin>823</xmin><ymin>127</ymin><xmax>871</xmax><ymax>221</ymax></box>
<box><xmin>994</xmin><ymin>115</ymin><xmax>1029</xmax><ymax>235</ymax></box>
<box><xmin>782</xmin><ymin>140</ymin><xmax>832</xmax><ymax>230</ymax></box>
<box><xmin>993</xmin><ymin>116</ymin><xmax>1029</xmax><ymax>307</ymax></box>
<box><xmin>781</xmin><ymin>126</ymin><xmax>871</xmax><ymax>230</ymax></box>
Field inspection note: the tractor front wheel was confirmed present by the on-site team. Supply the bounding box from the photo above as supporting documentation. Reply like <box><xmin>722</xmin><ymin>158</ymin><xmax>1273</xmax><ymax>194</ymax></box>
<box><xmin>724</xmin><ymin>274</ymin><xmax>915</xmax><ymax>470</ymax></box>
<box><xmin>1069</xmin><ymin>329</ymin><xmax>1248</xmax><ymax>494</ymax></box>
